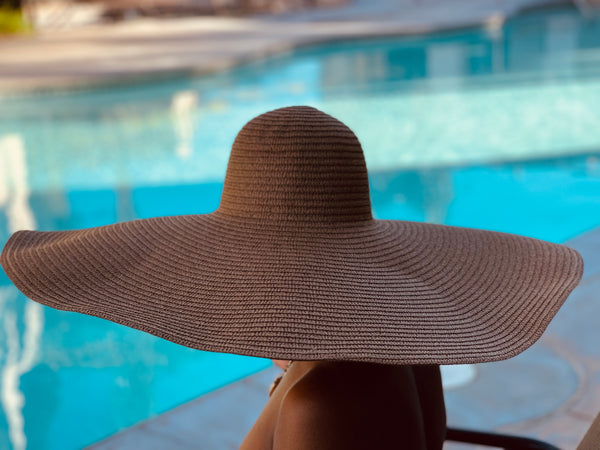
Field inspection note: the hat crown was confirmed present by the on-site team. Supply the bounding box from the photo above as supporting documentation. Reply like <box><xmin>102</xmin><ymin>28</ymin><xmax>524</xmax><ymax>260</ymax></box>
<box><xmin>218</xmin><ymin>106</ymin><xmax>372</xmax><ymax>223</ymax></box>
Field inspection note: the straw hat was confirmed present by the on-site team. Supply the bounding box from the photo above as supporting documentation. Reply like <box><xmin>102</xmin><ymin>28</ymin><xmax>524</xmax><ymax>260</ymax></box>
<box><xmin>0</xmin><ymin>106</ymin><xmax>584</xmax><ymax>365</ymax></box>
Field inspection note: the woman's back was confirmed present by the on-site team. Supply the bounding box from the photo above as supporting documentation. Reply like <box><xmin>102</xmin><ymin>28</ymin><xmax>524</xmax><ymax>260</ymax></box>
<box><xmin>240</xmin><ymin>361</ymin><xmax>446</xmax><ymax>450</ymax></box>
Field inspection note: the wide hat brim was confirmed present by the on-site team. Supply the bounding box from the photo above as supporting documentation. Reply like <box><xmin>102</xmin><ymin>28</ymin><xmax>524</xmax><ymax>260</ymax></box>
<box><xmin>0</xmin><ymin>211</ymin><xmax>583</xmax><ymax>365</ymax></box>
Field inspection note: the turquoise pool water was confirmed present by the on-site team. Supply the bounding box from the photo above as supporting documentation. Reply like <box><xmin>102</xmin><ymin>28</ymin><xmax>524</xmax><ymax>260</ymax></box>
<box><xmin>0</xmin><ymin>5</ymin><xmax>599</xmax><ymax>450</ymax></box>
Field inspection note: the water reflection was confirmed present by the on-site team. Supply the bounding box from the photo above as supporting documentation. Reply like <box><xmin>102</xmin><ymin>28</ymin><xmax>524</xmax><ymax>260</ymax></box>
<box><xmin>171</xmin><ymin>90</ymin><xmax>199</xmax><ymax>159</ymax></box>
<box><xmin>0</xmin><ymin>136</ymin><xmax>36</xmax><ymax>233</ymax></box>
<box><xmin>316</xmin><ymin>6</ymin><xmax>599</xmax><ymax>93</ymax></box>
<box><xmin>0</xmin><ymin>135</ymin><xmax>43</xmax><ymax>450</ymax></box>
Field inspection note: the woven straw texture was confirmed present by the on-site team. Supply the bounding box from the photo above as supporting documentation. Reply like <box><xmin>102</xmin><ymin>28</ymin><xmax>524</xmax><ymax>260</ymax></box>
<box><xmin>0</xmin><ymin>106</ymin><xmax>584</xmax><ymax>365</ymax></box>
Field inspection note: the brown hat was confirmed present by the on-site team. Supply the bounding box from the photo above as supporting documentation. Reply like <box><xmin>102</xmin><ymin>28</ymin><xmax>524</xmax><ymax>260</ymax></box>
<box><xmin>0</xmin><ymin>106</ymin><xmax>584</xmax><ymax>365</ymax></box>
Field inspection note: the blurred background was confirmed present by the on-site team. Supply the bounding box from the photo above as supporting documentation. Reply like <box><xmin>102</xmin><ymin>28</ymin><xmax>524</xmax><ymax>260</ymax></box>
<box><xmin>0</xmin><ymin>0</ymin><xmax>599</xmax><ymax>449</ymax></box>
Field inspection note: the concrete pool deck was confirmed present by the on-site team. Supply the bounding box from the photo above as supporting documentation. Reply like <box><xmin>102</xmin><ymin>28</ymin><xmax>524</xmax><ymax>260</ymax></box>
<box><xmin>87</xmin><ymin>226</ymin><xmax>600</xmax><ymax>450</ymax></box>
<box><xmin>0</xmin><ymin>0</ymin><xmax>569</xmax><ymax>93</ymax></box>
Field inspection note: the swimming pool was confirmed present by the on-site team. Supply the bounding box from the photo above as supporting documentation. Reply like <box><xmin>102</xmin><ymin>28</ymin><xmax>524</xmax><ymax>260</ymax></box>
<box><xmin>0</xmin><ymin>5</ymin><xmax>599</xmax><ymax>450</ymax></box>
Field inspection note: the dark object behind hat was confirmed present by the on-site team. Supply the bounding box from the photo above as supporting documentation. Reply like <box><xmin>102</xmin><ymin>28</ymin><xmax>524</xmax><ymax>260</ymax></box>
<box><xmin>0</xmin><ymin>106</ymin><xmax>584</xmax><ymax>364</ymax></box>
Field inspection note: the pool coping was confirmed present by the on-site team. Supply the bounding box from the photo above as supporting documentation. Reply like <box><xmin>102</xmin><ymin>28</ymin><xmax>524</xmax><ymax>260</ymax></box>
<box><xmin>0</xmin><ymin>0</ymin><xmax>570</xmax><ymax>94</ymax></box>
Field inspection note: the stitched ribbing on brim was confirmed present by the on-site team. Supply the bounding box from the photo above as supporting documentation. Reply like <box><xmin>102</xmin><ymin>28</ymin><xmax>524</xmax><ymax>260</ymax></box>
<box><xmin>0</xmin><ymin>106</ymin><xmax>585</xmax><ymax>365</ymax></box>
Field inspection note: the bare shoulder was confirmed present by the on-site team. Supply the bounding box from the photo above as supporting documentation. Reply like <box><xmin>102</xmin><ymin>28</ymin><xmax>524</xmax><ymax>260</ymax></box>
<box><xmin>272</xmin><ymin>362</ymin><xmax>427</xmax><ymax>450</ymax></box>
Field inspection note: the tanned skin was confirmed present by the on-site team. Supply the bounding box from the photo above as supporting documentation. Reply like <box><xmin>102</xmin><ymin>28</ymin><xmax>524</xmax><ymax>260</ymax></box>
<box><xmin>240</xmin><ymin>361</ymin><xmax>446</xmax><ymax>450</ymax></box>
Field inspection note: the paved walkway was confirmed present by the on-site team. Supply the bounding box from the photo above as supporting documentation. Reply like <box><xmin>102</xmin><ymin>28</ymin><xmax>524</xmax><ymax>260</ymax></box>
<box><xmin>0</xmin><ymin>0</ymin><xmax>562</xmax><ymax>93</ymax></box>
<box><xmin>88</xmin><ymin>226</ymin><xmax>600</xmax><ymax>449</ymax></box>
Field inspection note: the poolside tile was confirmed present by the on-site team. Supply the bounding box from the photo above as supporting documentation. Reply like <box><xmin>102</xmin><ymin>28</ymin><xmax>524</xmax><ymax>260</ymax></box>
<box><xmin>566</xmin><ymin>227</ymin><xmax>600</xmax><ymax>282</ymax></box>
<box><xmin>145</xmin><ymin>370</ymin><xmax>277</xmax><ymax>447</ymax></box>
<box><xmin>568</xmin><ymin>358</ymin><xmax>600</xmax><ymax>421</ymax></box>
<box><xmin>445</xmin><ymin>341</ymin><xmax>579</xmax><ymax>429</ymax></box>
<box><xmin>239</xmin><ymin>365</ymin><xmax>282</xmax><ymax>391</ymax></box>
<box><xmin>87</xmin><ymin>427</ymin><xmax>197</xmax><ymax>450</ymax></box>
<box><xmin>89</xmin><ymin>366</ymin><xmax>280</xmax><ymax>449</ymax></box>
<box><xmin>546</xmin><ymin>281</ymin><xmax>600</xmax><ymax>357</ymax></box>
<box><xmin>498</xmin><ymin>411</ymin><xmax>593</xmax><ymax>450</ymax></box>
